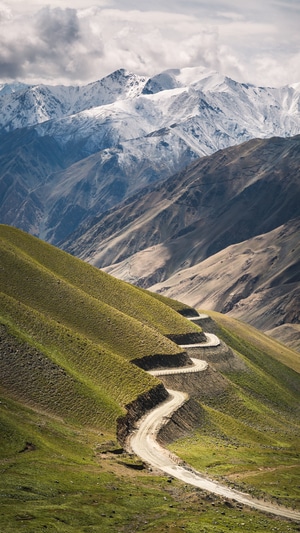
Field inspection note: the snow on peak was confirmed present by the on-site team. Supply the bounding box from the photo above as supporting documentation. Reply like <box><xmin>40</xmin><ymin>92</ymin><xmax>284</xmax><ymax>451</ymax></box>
<box><xmin>1</xmin><ymin>65</ymin><xmax>300</xmax><ymax>248</ymax></box>
<box><xmin>0</xmin><ymin>70</ymin><xmax>149</xmax><ymax>131</ymax></box>
<box><xmin>91</xmin><ymin>68</ymin><xmax>148</xmax><ymax>101</ymax></box>
<box><xmin>142</xmin><ymin>66</ymin><xmax>224</xmax><ymax>95</ymax></box>
<box><xmin>170</xmin><ymin>66</ymin><xmax>221</xmax><ymax>87</ymax></box>
<box><xmin>0</xmin><ymin>81</ymin><xmax>31</xmax><ymax>95</ymax></box>
<box><xmin>1</xmin><ymin>66</ymin><xmax>300</xmax><ymax>144</ymax></box>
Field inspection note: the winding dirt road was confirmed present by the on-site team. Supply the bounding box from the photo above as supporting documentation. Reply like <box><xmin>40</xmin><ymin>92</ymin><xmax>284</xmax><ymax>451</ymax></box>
<box><xmin>179</xmin><ymin>332</ymin><xmax>220</xmax><ymax>348</ymax></box>
<box><xmin>129</xmin><ymin>334</ymin><xmax>300</xmax><ymax>521</ymax></box>
<box><xmin>149</xmin><ymin>358</ymin><xmax>208</xmax><ymax>376</ymax></box>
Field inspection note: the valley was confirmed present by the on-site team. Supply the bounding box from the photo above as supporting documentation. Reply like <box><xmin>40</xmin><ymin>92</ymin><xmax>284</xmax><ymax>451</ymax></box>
<box><xmin>1</xmin><ymin>68</ymin><xmax>299</xmax><ymax>348</ymax></box>
<box><xmin>70</xmin><ymin>134</ymin><xmax>300</xmax><ymax>348</ymax></box>
<box><xmin>1</xmin><ymin>67</ymin><xmax>300</xmax><ymax>245</ymax></box>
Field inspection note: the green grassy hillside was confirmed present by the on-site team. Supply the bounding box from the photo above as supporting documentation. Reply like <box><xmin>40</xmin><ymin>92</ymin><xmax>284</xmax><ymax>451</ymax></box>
<box><xmin>3</xmin><ymin>393</ymin><xmax>299</xmax><ymax>533</ymax></box>
<box><xmin>0</xmin><ymin>224</ymin><xmax>199</xmax><ymax>337</ymax></box>
<box><xmin>1</xmin><ymin>225</ymin><xmax>300</xmax><ymax>531</ymax></box>
<box><xmin>169</xmin><ymin>311</ymin><xmax>300</xmax><ymax>510</ymax></box>
<box><xmin>207</xmin><ymin>310</ymin><xmax>300</xmax><ymax>373</ymax></box>
<box><xmin>0</xmin><ymin>224</ymin><xmax>202</xmax><ymax>431</ymax></box>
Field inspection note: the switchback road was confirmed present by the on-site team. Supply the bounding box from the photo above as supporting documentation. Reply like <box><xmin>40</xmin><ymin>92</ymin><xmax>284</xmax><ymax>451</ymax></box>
<box><xmin>149</xmin><ymin>358</ymin><xmax>208</xmax><ymax>376</ymax></box>
<box><xmin>130</xmin><ymin>388</ymin><xmax>300</xmax><ymax>520</ymax></box>
<box><xmin>179</xmin><ymin>333</ymin><xmax>220</xmax><ymax>348</ymax></box>
<box><xmin>129</xmin><ymin>331</ymin><xmax>300</xmax><ymax>521</ymax></box>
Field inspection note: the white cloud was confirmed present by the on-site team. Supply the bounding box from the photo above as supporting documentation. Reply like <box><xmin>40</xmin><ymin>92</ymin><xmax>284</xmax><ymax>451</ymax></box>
<box><xmin>216</xmin><ymin>11</ymin><xmax>245</xmax><ymax>21</ymax></box>
<box><xmin>0</xmin><ymin>1</ymin><xmax>299</xmax><ymax>87</ymax></box>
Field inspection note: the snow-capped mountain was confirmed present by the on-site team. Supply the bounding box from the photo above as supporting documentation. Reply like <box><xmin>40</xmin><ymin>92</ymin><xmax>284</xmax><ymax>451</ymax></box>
<box><xmin>1</xmin><ymin>66</ymin><xmax>300</xmax><ymax>244</ymax></box>
<box><xmin>0</xmin><ymin>69</ymin><xmax>147</xmax><ymax>132</ymax></box>
<box><xmin>2</xmin><ymin>66</ymin><xmax>300</xmax><ymax>148</ymax></box>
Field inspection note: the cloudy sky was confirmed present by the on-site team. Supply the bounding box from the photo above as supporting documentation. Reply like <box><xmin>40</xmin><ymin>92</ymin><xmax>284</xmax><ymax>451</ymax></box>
<box><xmin>1</xmin><ymin>0</ymin><xmax>299</xmax><ymax>87</ymax></box>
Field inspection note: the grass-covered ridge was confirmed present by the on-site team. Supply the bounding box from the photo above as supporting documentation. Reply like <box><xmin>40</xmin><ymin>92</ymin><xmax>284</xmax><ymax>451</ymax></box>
<box><xmin>207</xmin><ymin>310</ymin><xmax>300</xmax><ymax>374</ymax></box>
<box><xmin>0</xmin><ymin>224</ymin><xmax>201</xmax><ymax>432</ymax></box>
<box><xmin>1</xmin><ymin>226</ymin><xmax>300</xmax><ymax>530</ymax></box>
<box><xmin>0</xmin><ymin>224</ymin><xmax>199</xmax><ymax>337</ymax></box>
<box><xmin>169</xmin><ymin>311</ymin><xmax>300</xmax><ymax>509</ymax></box>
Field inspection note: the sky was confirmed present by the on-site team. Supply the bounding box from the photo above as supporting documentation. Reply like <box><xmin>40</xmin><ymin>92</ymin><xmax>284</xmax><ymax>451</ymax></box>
<box><xmin>0</xmin><ymin>0</ymin><xmax>299</xmax><ymax>87</ymax></box>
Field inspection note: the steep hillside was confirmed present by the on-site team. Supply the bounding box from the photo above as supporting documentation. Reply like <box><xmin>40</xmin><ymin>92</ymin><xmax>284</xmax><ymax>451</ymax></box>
<box><xmin>0</xmin><ymin>225</ymin><xmax>203</xmax><ymax>434</ymax></box>
<box><xmin>66</xmin><ymin>135</ymin><xmax>300</xmax><ymax>340</ymax></box>
<box><xmin>1</xmin><ymin>66</ymin><xmax>300</xmax><ymax>243</ymax></box>
<box><xmin>165</xmin><ymin>312</ymin><xmax>300</xmax><ymax>510</ymax></box>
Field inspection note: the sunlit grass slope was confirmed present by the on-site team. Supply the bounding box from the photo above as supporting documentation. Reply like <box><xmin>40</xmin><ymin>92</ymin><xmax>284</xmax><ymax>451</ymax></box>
<box><xmin>208</xmin><ymin>309</ymin><xmax>300</xmax><ymax>373</ymax></box>
<box><xmin>0</xmin><ymin>224</ymin><xmax>200</xmax><ymax>432</ymax></box>
<box><xmin>0</xmin><ymin>224</ymin><xmax>199</xmax><ymax>338</ymax></box>
<box><xmin>169</xmin><ymin>311</ymin><xmax>300</xmax><ymax>509</ymax></box>
<box><xmin>1</xmin><ymin>225</ymin><xmax>300</xmax><ymax>531</ymax></box>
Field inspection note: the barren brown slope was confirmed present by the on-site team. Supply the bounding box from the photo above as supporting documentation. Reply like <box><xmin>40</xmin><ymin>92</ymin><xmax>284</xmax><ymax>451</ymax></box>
<box><xmin>65</xmin><ymin>135</ymin><xmax>300</xmax><ymax>282</ymax></box>
<box><xmin>150</xmin><ymin>217</ymin><xmax>300</xmax><ymax>348</ymax></box>
<box><xmin>64</xmin><ymin>135</ymin><xmax>300</xmax><ymax>340</ymax></box>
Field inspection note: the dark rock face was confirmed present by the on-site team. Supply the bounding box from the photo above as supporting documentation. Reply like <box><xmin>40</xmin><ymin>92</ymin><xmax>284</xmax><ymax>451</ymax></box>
<box><xmin>117</xmin><ymin>383</ymin><xmax>168</xmax><ymax>445</ymax></box>
<box><xmin>132</xmin><ymin>350</ymin><xmax>191</xmax><ymax>371</ymax></box>
<box><xmin>156</xmin><ymin>366</ymin><xmax>229</xmax><ymax>399</ymax></box>
<box><xmin>166</xmin><ymin>332</ymin><xmax>207</xmax><ymax>345</ymax></box>
<box><xmin>158</xmin><ymin>399</ymin><xmax>206</xmax><ymax>445</ymax></box>
<box><xmin>178</xmin><ymin>308</ymin><xmax>199</xmax><ymax>318</ymax></box>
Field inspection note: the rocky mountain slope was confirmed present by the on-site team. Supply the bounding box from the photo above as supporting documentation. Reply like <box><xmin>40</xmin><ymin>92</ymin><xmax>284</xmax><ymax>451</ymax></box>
<box><xmin>151</xmin><ymin>218</ymin><xmax>300</xmax><ymax>349</ymax></box>
<box><xmin>66</xmin><ymin>135</ymin><xmax>300</xmax><ymax>347</ymax></box>
<box><xmin>1</xmin><ymin>66</ymin><xmax>300</xmax><ymax>243</ymax></box>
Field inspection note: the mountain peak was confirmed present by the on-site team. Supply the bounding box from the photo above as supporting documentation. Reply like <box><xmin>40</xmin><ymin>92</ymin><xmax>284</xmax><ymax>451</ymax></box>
<box><xmin>142</xmin><ymin>66</ymin><xmax>224</xmax><ymax>95</ymax></box>
<box><xmin>1</xmin><ymin>65</ymin><xmax>300</xmax><ymax>251</ymax></box>
<box><xmin>0</xmin><ymin>81</ymin><xmax>31</xmax><ymax>96</ymax></box>
<box><xmin>0</xmin><ymin>69</ymin><xmax>149</xmax><ymax>132</ymax></box>
<box><xmin>96</xmin><ymin>68</ymin><xmax>148</xmax><ymax>99</ymax></box>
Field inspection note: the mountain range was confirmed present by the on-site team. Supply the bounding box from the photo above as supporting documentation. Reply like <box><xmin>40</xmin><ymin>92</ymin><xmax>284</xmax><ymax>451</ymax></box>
<box><xmin>1</xmin><ymin>66</ymin><xmax>300</xmax><ymax>530</ymax></box>
<box><xmin>1</xmin><ymin>66</ymin><xmax>300</xmax><ymax>348</ymax></box>
<box><xmin>65</xmin><ymin>134</ymin><xmax>300</xmax><ymax>349</ymax></box>
<box><xmin>1</xmin><ymin>66</ymin><xmax>300</xmax><ymax>245</ymax></box>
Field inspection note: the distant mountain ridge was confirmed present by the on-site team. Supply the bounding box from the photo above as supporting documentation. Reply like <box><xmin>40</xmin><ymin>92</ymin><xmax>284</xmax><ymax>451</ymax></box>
<box><xmin>0</xmin><ymin>69</ymin><xmax>148</xmax><ymax>131</ymax></box>
<box><xmin>1</xmin><ymin>66</ymin><xmax>300</xmax><ymax>243</ymax></box>
<box><xmin>65</xmin><ymin>134</ymin><xmax>300</xmax><ymax>347</ymax></box>
<box><xmin>68</xmin><ymin>135</ymin><xmax>300</xmax><ymax>272</ymax></box>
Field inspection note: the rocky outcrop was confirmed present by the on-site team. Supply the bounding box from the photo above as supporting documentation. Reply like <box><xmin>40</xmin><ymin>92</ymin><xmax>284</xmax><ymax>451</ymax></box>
<box><xmin>189</xmin><ymin>315</ymin><xmax>218</xmax><ymax>332</ymax></box>
<box><xmin>166</xmin><ymin>331</ymin><xmax>207</xmax><ymax>345</ymax></box>
<box><xmin>132</xmin><ymin>350</ymin><xmax>191</xmax><ymax>371</ymax></box>
<box><xmin>178</xmin><ymin>308</ymin><xmax>200</xmax><ymax>318</ymax></box>
<box><xmin>158</xmin><ymin>398</ymin><xmax>205</xmax><ymax>444</ymax></box>
<box><xmin>183</xmin><ymin>340</ymin><xmax>248</xmax><ymax>372</ymax></box>
<box><xmin>117</xmin><ymin>383</ymin><xmax>168</xmax><ymax>445</ymax></box>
